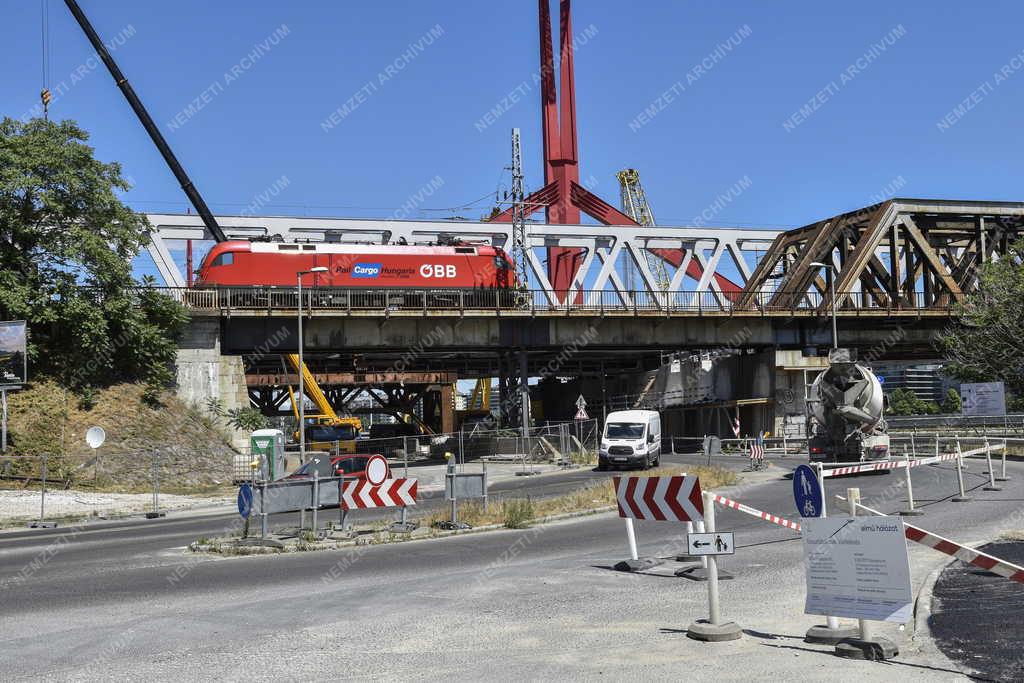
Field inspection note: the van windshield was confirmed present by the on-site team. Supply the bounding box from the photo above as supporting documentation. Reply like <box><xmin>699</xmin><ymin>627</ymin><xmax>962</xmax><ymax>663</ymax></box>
<box><xmin>605</xmin><ymin>422</ymin><xmax>645</xmax><ymax>439</ymax></box>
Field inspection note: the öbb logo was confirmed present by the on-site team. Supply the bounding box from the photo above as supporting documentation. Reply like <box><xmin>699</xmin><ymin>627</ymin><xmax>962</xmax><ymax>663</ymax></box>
<box><xmin>351</xmin><ymin>263</ymin><xmax>382</xmax><ymax>278</ymax></box>
<box><xmin>419</xmin><ymin>264</ymin><xmax>457</xmax><ymax>278</ymax></box>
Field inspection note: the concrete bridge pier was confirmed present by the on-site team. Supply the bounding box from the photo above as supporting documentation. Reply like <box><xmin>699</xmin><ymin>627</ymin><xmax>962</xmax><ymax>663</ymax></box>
<box><xmin>175</xmin><ymin>319</ymin><xmax>249</xmax><ymax>450</ymax></box>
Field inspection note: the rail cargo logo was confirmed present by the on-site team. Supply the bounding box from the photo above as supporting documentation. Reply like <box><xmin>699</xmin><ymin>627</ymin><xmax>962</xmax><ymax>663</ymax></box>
<box><xmin>351</xmin><ymin>263</ymin><xmax>382</xmax><ymax>278</ymax></box>
<box><xmin>419</xmin><ymin>264</ymin><xmax>457</xmax><ymax>278</ymax></box>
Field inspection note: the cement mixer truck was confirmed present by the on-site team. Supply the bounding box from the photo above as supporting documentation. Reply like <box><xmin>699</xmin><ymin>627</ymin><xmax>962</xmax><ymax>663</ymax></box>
<box><xmin>807</xmin><ymin>349</ymin><xmax>890</xmax><ymax>464</ymax></box>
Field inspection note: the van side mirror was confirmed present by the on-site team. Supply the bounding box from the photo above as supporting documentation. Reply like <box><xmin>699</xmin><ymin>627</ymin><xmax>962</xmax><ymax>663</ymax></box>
<box><xmin>648</xmin><ymin>434</ymin><xmax>656</xmax><ymax>444</ymax></box>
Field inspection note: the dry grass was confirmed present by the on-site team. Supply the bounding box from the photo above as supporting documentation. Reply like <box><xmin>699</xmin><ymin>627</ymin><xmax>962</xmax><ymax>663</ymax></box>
<box><xmin>423</xmin><ymin>464</ymin><xmax>736</xmax><ymax>529</ymax></box>
<box><xmin>2</xmin><ymin>380</ymin><xmax>236</xmax><ymax>491</ymax></box>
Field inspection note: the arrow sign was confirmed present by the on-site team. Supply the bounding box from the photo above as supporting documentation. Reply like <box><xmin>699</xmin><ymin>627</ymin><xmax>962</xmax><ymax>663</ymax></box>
<box><xmin>341</xmin><ymin>478</ymin><xmax>418</xmax><ymax>510</ymax></box>
<box><xmin>687</xmin><ymin>532</ymin><xmax>735</xmax><ymax>556</ymax></box>
<box><xmin>576</xmin><ymin>394</ymin><xmax>587</xmax><ymax>409</ymax></box>
<box><xmin>613</xmin><ymin>475</ymin><xmax>703</xmax><ymax>522</ymax></box>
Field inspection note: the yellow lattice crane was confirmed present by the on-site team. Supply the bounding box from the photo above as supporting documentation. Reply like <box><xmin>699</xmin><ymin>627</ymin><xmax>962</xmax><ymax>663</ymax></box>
<box><xmin>617</xmin><ymin>168</ymin><xmax>670</xmax><ymax>291</ymax></box>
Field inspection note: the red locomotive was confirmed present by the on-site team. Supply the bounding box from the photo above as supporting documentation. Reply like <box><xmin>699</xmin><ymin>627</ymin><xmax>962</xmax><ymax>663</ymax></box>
<box><xmin>195</xmin><ymin>240</ymin><xmax>515</xmax><ymax>289</ymax></box>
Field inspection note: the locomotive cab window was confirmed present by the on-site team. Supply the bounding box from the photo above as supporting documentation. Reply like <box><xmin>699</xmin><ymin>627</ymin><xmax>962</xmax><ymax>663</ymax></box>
<box><xmin>211</xmin><ymin>252</ymin><xmax>234</xmax><ymax>267</ymax></box>
<box><xmin>494</xmin><ymin>256</ymin><xmax>508</xmax><ymax>269</ymax></box>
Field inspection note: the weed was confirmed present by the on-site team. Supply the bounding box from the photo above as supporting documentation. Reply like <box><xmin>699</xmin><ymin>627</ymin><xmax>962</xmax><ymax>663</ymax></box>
<box><xmin>503</xmin><ymin>498</ymin><xmax>535</xmax><ymax>529</ymax></box>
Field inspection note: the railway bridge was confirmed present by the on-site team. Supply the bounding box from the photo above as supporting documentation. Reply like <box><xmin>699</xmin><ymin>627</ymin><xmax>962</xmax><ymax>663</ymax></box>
<box><xmin>152</xmin><ymin>198</ymin><xmax>1022</xmax><ymax>437</ymax></box>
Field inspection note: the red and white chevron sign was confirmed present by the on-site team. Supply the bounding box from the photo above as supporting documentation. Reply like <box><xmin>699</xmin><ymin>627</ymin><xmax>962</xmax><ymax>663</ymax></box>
<box><xmin>341</xmin><ymin>478</ymin><xmax>418</xmax><ymax>510</ymax></box>
<box><xmin>613</xmin><ymin>475</ymin><xmax>704</xmax><ymax>522</ymax></box>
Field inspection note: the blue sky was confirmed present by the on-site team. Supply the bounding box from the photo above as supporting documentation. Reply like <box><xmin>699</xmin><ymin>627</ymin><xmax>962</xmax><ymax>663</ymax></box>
<box><xmin>5</xmin><ymin>1</ymin><xmax>1024</xmax><ymax>249</ymax></box>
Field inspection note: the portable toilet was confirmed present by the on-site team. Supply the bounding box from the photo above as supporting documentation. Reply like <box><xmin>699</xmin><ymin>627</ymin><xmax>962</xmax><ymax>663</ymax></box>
<box><xmin>250</xmin><ymin>428</ymin><xmax>286</xmax><ymax>481</ymax></box>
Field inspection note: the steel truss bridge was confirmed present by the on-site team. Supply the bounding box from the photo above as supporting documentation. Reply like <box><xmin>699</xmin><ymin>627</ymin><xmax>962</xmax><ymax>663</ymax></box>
<box><xmin>148</xmin><ymin>198</ymin><xmax>1021</xmax><ymax>428</ymax></box>
<box><xmin>145</xmin><ymin>198</ymin><xmax>1023</xmax><ymax>314</ymax></box>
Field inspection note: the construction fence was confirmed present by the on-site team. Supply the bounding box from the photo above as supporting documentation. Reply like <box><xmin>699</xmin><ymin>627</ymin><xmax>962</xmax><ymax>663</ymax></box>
<box><xmin>350</xmin><ymin>419</ymin><xmax>600</xmax><ymax>467</ymax></box>
<box><xmin>0</xmin><ymin>450</ymin><xmax>180</xmax><ymax>526</ymax></box>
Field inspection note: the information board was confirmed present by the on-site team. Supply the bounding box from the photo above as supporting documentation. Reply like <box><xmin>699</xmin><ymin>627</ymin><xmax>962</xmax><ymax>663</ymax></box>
<box><xmin>0</xmin><ymin>321</ymin><xmax>27</xmax><ymax>385</ymax></box>
<box><xmin>801</xmin><ymin>515</ymin><xmax>913</xmax><ymax>623</ymax></box>
<box><xmin>961</xmin><ymin>382</ymin><xmax>1006</xmax><ymax>417</ymax></box>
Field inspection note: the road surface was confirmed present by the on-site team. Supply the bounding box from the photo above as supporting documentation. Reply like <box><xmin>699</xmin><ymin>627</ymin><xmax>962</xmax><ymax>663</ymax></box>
<box><xmin>1</xmin><ymin>453</ymin><xmax>1019</xmax><ymax>680</ymax></box>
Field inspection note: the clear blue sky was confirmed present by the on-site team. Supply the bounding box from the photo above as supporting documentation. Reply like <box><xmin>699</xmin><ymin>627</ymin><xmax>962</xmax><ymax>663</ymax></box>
<box><xmin>4</xmin><ymin>1</ymin><xmax>1024</xmax><ymax>235</ymax></box>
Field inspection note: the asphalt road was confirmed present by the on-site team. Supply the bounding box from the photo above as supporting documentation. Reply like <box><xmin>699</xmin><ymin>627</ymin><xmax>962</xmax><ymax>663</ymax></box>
<box><xmin>0</xmin><ymin>460</ymin><xmax>619</xmax><ymax>565</ymax></box>
<box><xmin>930</xmin><ymin>539</ymin><xmax>1024</xmax><ymax>681</ymax></box>
<box><xmin>1</xmin><ymin>453</ymin><xmax>1020</xmax><ymax>680</ymax></box>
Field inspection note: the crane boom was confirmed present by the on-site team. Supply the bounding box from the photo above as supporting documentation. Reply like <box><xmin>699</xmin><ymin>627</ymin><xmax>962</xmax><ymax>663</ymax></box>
<box><xmin>63</xmin><ymin>0</ymin><xmax>227</xmax><ymax>242</ymax></box>
<box><xmin>284</xmin><ymin>353</ymin><xmax>340</xmax><ymax>422</ymax></box>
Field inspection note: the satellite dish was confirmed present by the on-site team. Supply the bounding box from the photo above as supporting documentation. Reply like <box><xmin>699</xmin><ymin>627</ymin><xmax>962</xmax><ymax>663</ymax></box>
<box><xmin>85</xmin><ymin>426</ymin><xmax>106</xmax><ymax>449</ymax></box>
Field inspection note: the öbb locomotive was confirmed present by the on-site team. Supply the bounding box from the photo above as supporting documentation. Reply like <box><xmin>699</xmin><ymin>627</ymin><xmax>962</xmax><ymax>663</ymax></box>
<box><xmin>195</xmin><ymin>240</ymin><xmax>516</xmax><ymax>289</ymax></box>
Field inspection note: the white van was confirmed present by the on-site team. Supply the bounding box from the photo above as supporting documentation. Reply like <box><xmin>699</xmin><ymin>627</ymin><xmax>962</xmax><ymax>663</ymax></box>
<box><xmin>598</xmin><ymin>410</ymin><xmax>662</xmax><ymax>470</ymax></box>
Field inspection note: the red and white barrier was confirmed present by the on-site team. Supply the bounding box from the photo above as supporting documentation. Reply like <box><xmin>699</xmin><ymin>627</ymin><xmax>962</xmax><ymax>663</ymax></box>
<box><xmin>851</xmin><ymin>499</ymin><xmax>1024</xmax><ymax>585</ymax></box>
<box><xmin>711</xmin><ymin>493</ymin><xmax>802</xmax><ymax>532</ymax></box>
<box><xmin>613</xmin><ymin>475</ymin><xmax>703</xmax><ymax>522</ymax></box>
<box><xmin>713</xmin><ymin>489</ymin><xmax>1024</xmax><ymax>585</ymax></box>
<box><xmin>820</xmin><ymin>444</ymin><xmax>1002</xmax><ymax>478</ymax></box>
<box><xmin>341</xmin><ymin>478</ymin><xmax>418</xmax><ymax>510</ymax></box>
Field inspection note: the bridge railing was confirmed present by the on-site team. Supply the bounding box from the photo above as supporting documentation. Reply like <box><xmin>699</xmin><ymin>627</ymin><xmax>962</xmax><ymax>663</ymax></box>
<box><xmin>152</xmin><ymin>287</ymin><xmax>947</xmax><ymax>315</ymax></box>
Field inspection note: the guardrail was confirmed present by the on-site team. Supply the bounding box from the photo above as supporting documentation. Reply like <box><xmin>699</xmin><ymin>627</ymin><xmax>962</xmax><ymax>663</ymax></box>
<box><xmin>151</xmin><ymin>286</ymin><xmax>950</xmax><ymax>316</ymax></box>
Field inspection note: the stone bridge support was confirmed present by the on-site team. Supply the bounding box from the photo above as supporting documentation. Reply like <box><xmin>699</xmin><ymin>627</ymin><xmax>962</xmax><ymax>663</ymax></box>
<box><xmin>175</xmin><ymin>319</ymin><xmax>249</xmax><ymax>450</ymax></box>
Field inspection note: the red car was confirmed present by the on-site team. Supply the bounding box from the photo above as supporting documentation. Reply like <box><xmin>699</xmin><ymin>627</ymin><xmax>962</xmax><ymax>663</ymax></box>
<box><xmin>288</xmin><ymin>454</ymin><xmax>391</xmax><ymax>481</ymax></box>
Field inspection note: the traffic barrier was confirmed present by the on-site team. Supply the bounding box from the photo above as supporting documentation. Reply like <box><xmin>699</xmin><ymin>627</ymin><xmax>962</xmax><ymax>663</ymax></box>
<box><xmin>613</xmin><ymin>475</ymin><xmax>704</xmax><ymax>522</ymax></box>
<box><xmin>338</xmin><ymin>478</ymin><xmax>418</xmax><ymax>532</ymax></box>
<box><xmin>844</xmin><ymin>498</ymin><xmax>1024</xmax><ymax>585</ymax></box>
<box><xmin>711</xmin><ymin>493</ymin><xmax>802</xmax><ymax>532</ymax></box>
<box><xmin>819</xmin><ymin>442</ymin><xmax>1003</xmax><ymax>478</ymax></box>
<box><xmin>341</xmin><ymin>478</ymin><xmax>418</xmax><ymax>510</ymax></box>
<box><xmin>612</xmin><ymin>474</ymin><xmax>703</xmax><ymax>572</ymax></box>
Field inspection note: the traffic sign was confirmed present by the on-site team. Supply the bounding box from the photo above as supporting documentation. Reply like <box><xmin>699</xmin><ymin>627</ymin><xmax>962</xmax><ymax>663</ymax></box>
<box><xmin>575</xmin><ymin>394</ymin><xmax>587</xmax><ymax>409</ymax></box>
<box><xmin>237</xmin><ymin>484</ymin><xmax>253</xmax><ymax>518</ymax></box>
<box><xmin>574</xmin><ymin>407</ymin><xmax>588</xmax><ymax>420</ymax></box>
<box><xmin>793</xmin><ymin>464</ymin><xmax>823</xmax><ymax>518</ymax></box>
<box><xmin>613</xmin><ymin>475</ymin><xmax>704</xmax><ymax>522</ymax></box>
<box><xmin>342</xmin><ymin>478</ymin><xmax>418</xmax><ymax>510</ymax></box>
<box><xmin>687</xmin><ymin>532</ymin><xmax>735</xmax><ymax>556</ymax></box>
<box><xmin>365</xmin><ymin>454</ymin><xmax>389</xmax><ymax>486</ymax></box>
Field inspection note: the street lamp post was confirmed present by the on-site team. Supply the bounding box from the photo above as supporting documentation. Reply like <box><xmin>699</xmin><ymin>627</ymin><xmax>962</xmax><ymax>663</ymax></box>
<box><xmin>297</xmin><ymin>267</ymin><xmax>328</xmax><ymax>464</ymax></box>
<box><xmin>810</xmin><ymin>261</ymin><xmax>838</xmax><ymax>349</ymax></box>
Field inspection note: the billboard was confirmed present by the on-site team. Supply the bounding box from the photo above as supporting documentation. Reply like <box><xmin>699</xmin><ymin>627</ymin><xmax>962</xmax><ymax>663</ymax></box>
<box><xmin>0</xmin><ymin>321</ymin><xmax>27</xmax><ymax>385</ymax></box>
<box><xmin>961</xmin><ymin>381</ymin><xmax>1006</xmax><ymax>417</ymax></box>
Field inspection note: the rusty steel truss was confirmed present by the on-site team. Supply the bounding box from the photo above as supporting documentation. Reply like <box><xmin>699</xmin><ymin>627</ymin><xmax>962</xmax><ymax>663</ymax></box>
<box><xmin>738</xmin><ymin>199</ymin><xmax>1024</xmax><ymax>312</ymax></box>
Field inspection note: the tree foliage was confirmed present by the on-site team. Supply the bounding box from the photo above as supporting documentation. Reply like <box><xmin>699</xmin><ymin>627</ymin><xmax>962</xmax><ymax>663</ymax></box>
<box><xmin>887</xmin><ymin>388</ymin><xmax>940</xmax><ymax>416</ymax></box>
<box><xmin>941</xmin><ymin>388</ymin><xmax>962</xmax><ymax>414</ymax></box>
<box><xmin>0</xmin><ymin>117</ymin><xmax>187</xmax><ymax>393</ymax></box>
<box><xmin>940</xmin><ymin>239</ymin><xmax>1024</xmax><ymax>396</ymax></box>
